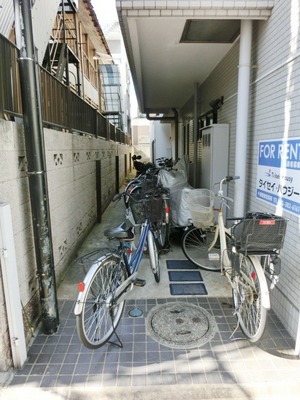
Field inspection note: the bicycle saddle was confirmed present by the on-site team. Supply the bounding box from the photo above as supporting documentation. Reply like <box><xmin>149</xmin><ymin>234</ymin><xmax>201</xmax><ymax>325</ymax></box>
<box><xmin>104</xmin><ymin>222</ymin><xmax>134</xmax><ymax>240</ymax></box>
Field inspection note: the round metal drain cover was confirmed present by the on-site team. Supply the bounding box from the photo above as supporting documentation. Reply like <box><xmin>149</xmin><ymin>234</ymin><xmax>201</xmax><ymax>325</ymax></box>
<box><xmin>146</xmin><ymin>302</ymin><xmax>217</xmax><ymax>349</ymax></box>
<box><xmin>128</xmin><ymin>307</ymin><xmax>143</xmax><ymax>317</ymax></box>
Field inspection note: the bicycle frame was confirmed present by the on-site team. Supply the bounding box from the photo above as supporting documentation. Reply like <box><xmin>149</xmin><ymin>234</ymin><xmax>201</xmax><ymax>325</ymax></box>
<box><xmin>209</xmin><ymin>179</ymin><xmax>271</xmax><ymax>310</ymax></box>
<box><xmin>74</xmin><ymin>220</ymin><xmax>151</xmax><ymax>315</ymax></box>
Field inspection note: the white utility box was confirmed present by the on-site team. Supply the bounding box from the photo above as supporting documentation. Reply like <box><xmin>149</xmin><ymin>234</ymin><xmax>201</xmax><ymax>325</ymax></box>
<box><xmin>200</xmin><ymin>124</ymin><xmax>229</xmax><ymax>191</ymax></box>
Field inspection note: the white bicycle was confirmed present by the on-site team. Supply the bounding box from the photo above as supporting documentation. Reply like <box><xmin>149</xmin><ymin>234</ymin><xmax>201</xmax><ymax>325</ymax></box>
<box><xmin>182</xmin><ymin>176</ymin><xmax>287</xmax><ymax>342</ymax></box>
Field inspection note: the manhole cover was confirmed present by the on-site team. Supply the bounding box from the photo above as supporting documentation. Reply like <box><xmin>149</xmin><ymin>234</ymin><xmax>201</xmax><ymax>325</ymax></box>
<box><xmin>146</xmin><ymin>302</ymin><xmax>217</xmax><ymax>349</ymax></box>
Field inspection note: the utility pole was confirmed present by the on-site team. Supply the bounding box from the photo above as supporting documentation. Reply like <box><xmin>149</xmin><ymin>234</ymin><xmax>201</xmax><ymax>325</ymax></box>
<box><xmin>14</xmin><ymin>0</ymin><xmax>59</xmax><ymax>334</ymax></box>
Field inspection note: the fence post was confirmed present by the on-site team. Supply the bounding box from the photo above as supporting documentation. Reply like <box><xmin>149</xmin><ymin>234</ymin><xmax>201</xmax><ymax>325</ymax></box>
<box><xmin>115</xmin><ymin>156</ymin><xmax>119</xmax><ymax>194</ymax></box>
<box><xmin>96</xmin><ymin>160</ymin><xmax>102</xmax><ymax>222</ymax></box>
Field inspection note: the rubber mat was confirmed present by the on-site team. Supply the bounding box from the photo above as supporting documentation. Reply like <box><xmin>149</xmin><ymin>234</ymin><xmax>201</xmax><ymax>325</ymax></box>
<box><xmin>168</xmin><ymin>270</ymin><xmax>203</xmax><ymax>282</ymax></box>
<box><xmin>169</xmin><ymin>283</ymin><xmax>208</xmax><ymax>296</ymax></box>
<box><xmin>166</xmin><ymin>260</ymin><xmax>198</xmax><ymax>270</ymax></box>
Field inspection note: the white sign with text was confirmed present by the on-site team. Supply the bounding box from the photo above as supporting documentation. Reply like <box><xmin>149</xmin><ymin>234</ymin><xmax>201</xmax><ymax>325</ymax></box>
<box><xmin>256</xmin><ymin>138</ymin><xmax>300</xmax><ymax>216</ymax></box>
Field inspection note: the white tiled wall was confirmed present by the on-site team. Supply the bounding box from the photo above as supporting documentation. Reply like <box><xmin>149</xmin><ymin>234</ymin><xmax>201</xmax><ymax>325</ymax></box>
<box><xmin>195</xmin><ymin>0</ymin><xmax>300</xmax><ymax>341</ymax></box>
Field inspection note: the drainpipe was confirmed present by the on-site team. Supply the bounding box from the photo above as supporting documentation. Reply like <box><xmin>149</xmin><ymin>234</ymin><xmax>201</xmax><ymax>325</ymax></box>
<box><xmin>14</xmin><ymin>0</ymin><xmax>59</xmax><ymax>334</ymax></box>
<box><xmin>193</xmin><ymin>82</ymin><xmax>198</xmax><ymax>187</ymax></box>
<box><xmin>172</xmin><ymin>108</ymin><xmax>179</xmax><ymax>161</ymax></box>
<box><xmin>234</xmin><ymin>20</ymin><xmax>253</xmax><ymax>217</ymax></box>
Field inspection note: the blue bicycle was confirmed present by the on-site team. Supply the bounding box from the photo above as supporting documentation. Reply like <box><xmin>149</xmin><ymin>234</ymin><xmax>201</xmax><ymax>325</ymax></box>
<box><xmin>74</xmin><ymin>189</ymin><xmax>163</xmax><ymax>349</ymax></box>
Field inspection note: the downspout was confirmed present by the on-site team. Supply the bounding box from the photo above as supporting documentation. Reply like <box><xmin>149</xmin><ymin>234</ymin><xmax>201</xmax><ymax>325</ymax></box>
<box><xmin>172</xmin><ymin>108</ymin><xmax>179</xmax><ymax>161</ymax></box>
<box><xmin>14</xmin><ymin>0</ymin><xmax>59</xmax><ymax>334</ymax></box>
<box><xmin>234</xmin><ymin>20</ymin><xmax>253</xmax><ymax>217</ymax></box>
<box><xmin>193</xmin><ymin>82</ymin><xmax>198</xmax><ymax>187</ymax></box>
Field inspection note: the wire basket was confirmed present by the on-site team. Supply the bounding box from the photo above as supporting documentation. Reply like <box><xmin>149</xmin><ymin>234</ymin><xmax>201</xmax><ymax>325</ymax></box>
<box><xmin>140</xmin><ymin>175</ymin><xmax>158</xmax><ymax>192</ymax></box>
<box><xmin>187</xmin><ymin>189</ymin><xmax>214</xmax><ymax>228</ymax></box>
<box><xmin>233</xmin><ymin>212</ymin><xmax>287</xmax><ymax>255</ymax></box>
<box><xmin>129</xmin><ymin>189</ymin><xmax>163</xmax><ymax>225</ymax></box>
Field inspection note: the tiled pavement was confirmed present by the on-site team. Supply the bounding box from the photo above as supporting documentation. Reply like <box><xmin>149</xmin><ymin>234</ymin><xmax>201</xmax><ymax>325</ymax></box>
<box><xmin>10</xmin><ymin>298</ymin><xmax>300</xmax><ymax>387</ymax></box>
<box><xmin>5</xmin><ymin>297</ymin><xmax>300</xmax><ymax>393</ymax></box>
<box><xmin>1</xmin><ymin>200</ymin><xmax>300</xmax><ymax>399</ymax></box>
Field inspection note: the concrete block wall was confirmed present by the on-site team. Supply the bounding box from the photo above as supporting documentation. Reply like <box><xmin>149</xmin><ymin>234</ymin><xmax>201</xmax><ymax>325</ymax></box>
<box><xmin>0</xmin><ymin>120</ymin><xmax>133</xmax><ymax>369</ymax></box>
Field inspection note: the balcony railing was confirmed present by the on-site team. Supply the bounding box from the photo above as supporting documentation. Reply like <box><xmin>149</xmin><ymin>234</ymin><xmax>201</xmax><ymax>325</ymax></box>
<box><xmin>0</xmin><ymin>34</ymin><xmax>131</xmax><ymax>145</ymax></box>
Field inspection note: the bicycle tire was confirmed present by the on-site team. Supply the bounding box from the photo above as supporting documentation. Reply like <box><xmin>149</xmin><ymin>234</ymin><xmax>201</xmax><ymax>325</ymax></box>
<box><xmin>232</xmin><ymin>255</ymin><xmax>267</xmax><ymax>343</ymax></box>
<box><xmin>181</xmin><ymin>226</ymin><xmax>221</xmax><ymax>271</ymax></box>
<box><xmin>147</xmin><ymin>230</ymin><xmax>160</xmax><ymax>282</ymax></box>
<box><xmin>76</xmin><ymin>253</ymin><xmax>127</xmax><ymax>349</ymax></box>
<box><xmin>154</xmin><ymin>199</ymin><xmax>170</xmax><ymax>249</ymax></box>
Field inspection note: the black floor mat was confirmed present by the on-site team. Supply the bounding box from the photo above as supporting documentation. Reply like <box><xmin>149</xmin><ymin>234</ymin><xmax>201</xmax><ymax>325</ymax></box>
<box><xmin>168</xmin><ymin>270</ymin><xmax>203</xmax><ymax>282</ymax></box>
<box><xmin>166</xmin><ymin>260</ymin><xmax>198</xmax><ymax>270</ymax></box>
<box><xmin>169</xmin><ymin>283</ymin><xmax>208</xmax><ymax>296</ymax></box>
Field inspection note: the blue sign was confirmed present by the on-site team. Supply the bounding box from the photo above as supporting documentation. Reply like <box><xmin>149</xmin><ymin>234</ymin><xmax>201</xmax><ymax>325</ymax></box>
<box><xmin>258</xmin><ymin>139</ymin><xmax>300</xmax><ymax>169</ymax></box>
<box><xmin>257</xmin><ymin>138</ymin><xmax>300</xmax><ymax>216</ymax></box>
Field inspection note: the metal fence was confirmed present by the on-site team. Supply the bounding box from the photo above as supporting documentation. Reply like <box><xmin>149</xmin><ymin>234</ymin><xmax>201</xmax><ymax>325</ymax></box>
<box><xmin>0</xmin><ymin>34</ymin><xmax>131</xmax><ymax>145</ymax></box>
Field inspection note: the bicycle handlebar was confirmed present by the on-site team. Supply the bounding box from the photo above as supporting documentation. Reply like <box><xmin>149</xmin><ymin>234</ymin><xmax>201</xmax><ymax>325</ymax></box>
<box><xmin>216</xmin><ymin>176</ymin><xmax>240</xmax><ymax>198</ymax></box>
<box><xmin>113</xmin><ymin>186</ymin><xmax>166</xmax><ymax>204</ymax></box>
<box><xmin>225</xmin><ymin>175</ymin><xmax>240</xmax><ymax>182</ymax></box>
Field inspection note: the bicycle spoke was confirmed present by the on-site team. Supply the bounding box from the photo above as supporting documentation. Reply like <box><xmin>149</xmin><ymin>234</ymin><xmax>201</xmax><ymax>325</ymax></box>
<box><xmin>181</xmin><ymin>227</ymin><xmax>221</xmax><ymax>271</ymax></box>
<box><xmin>76</xmin><ymin>254</ymin><xmax>127</xmax><ymax>349</ymax></box>
<box><xmin>232</xmin><ymin>255</ymin><xmax>267</xmax><ymax>342</ymax></box>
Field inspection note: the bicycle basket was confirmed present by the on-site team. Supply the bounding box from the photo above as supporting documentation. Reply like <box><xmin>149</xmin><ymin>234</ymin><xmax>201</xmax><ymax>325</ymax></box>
<box><xmin>187</xmin><ymin>189</ymin><xmax>214</xmax><ymax>228</ymax></box>
<box><xmin>233</xmin><ymin>212</ymin><xmax>287</xmax><ymax>254</ymax></box>
<box><xmin>129</xmin><ymin>189</ymin><xmax>163</xmax><ymax>225</ymax></box>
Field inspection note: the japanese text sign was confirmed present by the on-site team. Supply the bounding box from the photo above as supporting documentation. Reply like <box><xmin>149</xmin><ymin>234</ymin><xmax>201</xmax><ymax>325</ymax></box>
<box><xmin>256</xmin><ymin>138</ymin><xmax>300</xmax><ymax>215</ymax></box>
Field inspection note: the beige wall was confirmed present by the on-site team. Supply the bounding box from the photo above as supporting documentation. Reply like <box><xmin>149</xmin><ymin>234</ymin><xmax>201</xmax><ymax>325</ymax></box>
<box><xmin>0</xmin><ymin>120</ymin><xmax>133</xmax><ymax>370</ymax></box>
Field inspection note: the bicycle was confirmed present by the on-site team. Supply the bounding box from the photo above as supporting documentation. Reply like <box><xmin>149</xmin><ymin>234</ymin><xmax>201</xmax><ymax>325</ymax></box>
<box><xmin>124</xmin><ymin>175</ymin><xmax>171</xmax><ymax>250</ymax></box>
<box><xmin>181</xmin><ymin>176</ymin><xmax>287</xmax><ymax>342</ymax></box>
<box><xmin>74</xmin><ymin>189</ymin><xmax>162</xmax><ymax>349</ymax></box>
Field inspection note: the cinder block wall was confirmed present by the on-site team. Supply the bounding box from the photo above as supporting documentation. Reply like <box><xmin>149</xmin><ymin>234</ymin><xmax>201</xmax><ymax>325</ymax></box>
<box><xmin>0</xmin><ymin>120</ymin><xmax>133</xmax><ymax>369</ymax></box>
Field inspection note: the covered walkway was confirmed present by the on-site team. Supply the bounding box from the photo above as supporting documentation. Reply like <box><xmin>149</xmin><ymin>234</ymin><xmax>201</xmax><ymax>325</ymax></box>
<box><xmin>1</xmin><ymin>198</ymin><xmax>299</xmax><ymax>399</ymax></box>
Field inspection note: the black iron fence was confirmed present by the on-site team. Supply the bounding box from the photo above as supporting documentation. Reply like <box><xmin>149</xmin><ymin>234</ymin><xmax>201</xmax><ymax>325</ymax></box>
<box><xmin>0</xmin><ymin>34</ymin><xmax>131</xmax><ymax>145</ymax></box>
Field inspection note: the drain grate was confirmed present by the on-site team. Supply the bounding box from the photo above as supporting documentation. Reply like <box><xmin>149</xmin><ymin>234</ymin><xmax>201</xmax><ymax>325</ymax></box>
<box><xmin>146</xmin><ymin>302</ymin><xmax>217</xmax><ymax>349</ymax></box>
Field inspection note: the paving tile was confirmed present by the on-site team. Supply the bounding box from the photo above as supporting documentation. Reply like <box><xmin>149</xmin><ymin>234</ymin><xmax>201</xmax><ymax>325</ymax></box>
<box><xmin>5</xmin><ymin>297</ymin><xmax>297</xmax><ymax>391</ymax></box>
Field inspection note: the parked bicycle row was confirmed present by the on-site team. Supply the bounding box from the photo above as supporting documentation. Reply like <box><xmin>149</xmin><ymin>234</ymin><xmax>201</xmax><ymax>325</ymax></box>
<box><xmin>74</xmin><ymin>154</ymin><xmax>288</xmax><ymax>348</ymax></box>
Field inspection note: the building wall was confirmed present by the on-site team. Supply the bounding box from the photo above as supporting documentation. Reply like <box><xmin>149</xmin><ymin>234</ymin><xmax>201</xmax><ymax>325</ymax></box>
<box><xmin>189</xmin><ymin>0</ymin><xmax>300</xmax><ymax>341</ymax></box>
<box><xmin>152</xmin><ymin>121</ymin><xmax>172</xmax><ymax>164</ymax></box>
<box><xmin>248</xmin><ymin>1</ymin><xmax>300</xmax><ymax>341</ymax></box>
<box><xmin>0</xmin><ymin>119</ymin><xmax>132</xmax><ymax>370</ymax></box>
<box><xmin>131</xmin><ymin>118</ymin><xmax>151</xmax><ymax>160</ymax></box>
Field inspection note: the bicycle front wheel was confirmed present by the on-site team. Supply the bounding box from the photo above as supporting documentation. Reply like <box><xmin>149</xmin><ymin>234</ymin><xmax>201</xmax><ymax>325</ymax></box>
<box><xmin>147</xmin><ymin>229</ymin><xmax>160</xmax><ymax>282</ymax></box>
<box><xmin>181</xmin><ymin>226</ymin><xmax>221</xmax><ymax>271</ymax></box>
<box><xmin>232</xmin><ymin>255</ymin><xmax>267</xmax><ymax>343</ymax></box>
<box><xmin>76</xmin><ymin>253</ymin><xmax>127</xmax><ymax>349</ymax></box>
<box><xmin>152</xmin><ymin>195</ymin><xmax>170</xmax><ymax>250</ymax></box>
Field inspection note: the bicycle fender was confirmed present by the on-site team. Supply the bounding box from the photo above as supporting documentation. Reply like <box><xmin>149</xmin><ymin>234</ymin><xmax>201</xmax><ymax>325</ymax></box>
<box><xmin>74</xmin><ymin>255</ymin><xmax>108</xmax><ymax>316</ymax></box>
<box><xmin>249</xmin><ymin>255</ymin><xmax>271</xmax><ymax>310</ymax></box>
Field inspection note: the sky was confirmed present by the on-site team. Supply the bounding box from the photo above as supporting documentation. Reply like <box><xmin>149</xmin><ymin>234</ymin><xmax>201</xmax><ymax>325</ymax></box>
<box><xmin>91</xmin><ymin>0</ymin><xmax>118</xmax><ymax>33</ymax></box>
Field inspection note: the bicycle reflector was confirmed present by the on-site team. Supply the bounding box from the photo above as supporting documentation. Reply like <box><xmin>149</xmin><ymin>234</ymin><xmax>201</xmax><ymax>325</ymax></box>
<box><xmin>251</xmin><ymin>272</ymin><xmax>257</xmax><ymax>280</ymax></box>
<box><xmin>78</xmin><ymin>282</ymin><xmax>85</xmax><ymax>292</ymax></box>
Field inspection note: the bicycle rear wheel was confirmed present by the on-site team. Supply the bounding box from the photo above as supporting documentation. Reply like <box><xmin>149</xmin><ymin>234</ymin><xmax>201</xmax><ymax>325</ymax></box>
<box><xmin>181</xmin><ymin>226</ymin><xmax>221</xmax><ymax>271</ymax></box>
<box><xmin>147</xmin><ymin>229</ymin><xmax>160</xmax><ymax>282</ymax></box>
<box><xmin>154</xmin><ymin>198</ymin><xmax>170</xmax><ymax>249</ymax></box>
<box><xmin>76</xmin><ymin>253</ymin><xmax>127</xmax><ymax>349</ymax></box>
<box><xmin>232</xmin><ymin>255</ymin><xmax>267</xmax><ymax>343</ymax></box>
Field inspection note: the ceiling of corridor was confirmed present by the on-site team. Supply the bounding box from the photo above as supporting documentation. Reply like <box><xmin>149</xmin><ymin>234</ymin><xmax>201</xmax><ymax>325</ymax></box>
<box><xmin>117</xmin><ymin>2</ymin><xmax>274</xmax><ymax>115</ymax></box>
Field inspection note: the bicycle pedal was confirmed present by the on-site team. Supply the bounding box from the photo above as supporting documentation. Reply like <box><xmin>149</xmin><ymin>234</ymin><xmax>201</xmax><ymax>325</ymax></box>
<box><xmin>133</xmin><ymin>278</ymin><xmax>146</xmax><ymax>287</ymax></box>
